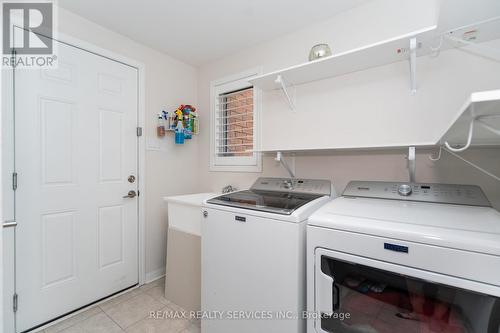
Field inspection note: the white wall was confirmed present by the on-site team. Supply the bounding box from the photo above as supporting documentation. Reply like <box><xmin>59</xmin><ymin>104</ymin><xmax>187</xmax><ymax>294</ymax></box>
<box><xmin>55</xmin><ymin>8</ymin><xmax>200</xmax><ymax>279</ymax></box>
<box><xmin>197</xmin><ymin>0</ymin><xmax>500</xmax><ymax>208</ymax></box>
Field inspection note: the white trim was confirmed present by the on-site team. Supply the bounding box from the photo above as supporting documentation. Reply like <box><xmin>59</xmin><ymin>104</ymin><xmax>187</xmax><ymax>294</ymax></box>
<box><xmin>145</xmin><ymin>267</ymin><xmax>166</xmax><ymax>284</ymax></box>
<box><xmin>209</xmin><ymin>67</ymin><xmax>263</xmax><ymax>173</ymax></box>
<box><xmin>0</xmin><ymin>2</ymin><xmax>4</xmax><ymax>330</ymax></box>
<box><xmin>39</xmin><ymin>31</ymin><xmax>147</xmax><ymax>285</ymax></box>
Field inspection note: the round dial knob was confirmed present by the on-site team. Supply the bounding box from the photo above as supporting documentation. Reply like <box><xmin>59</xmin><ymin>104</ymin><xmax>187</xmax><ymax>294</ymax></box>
<box><xmin>398</xmin><ymin>184</ymin><xmax>412</xmax><ymax>196</ymax></box>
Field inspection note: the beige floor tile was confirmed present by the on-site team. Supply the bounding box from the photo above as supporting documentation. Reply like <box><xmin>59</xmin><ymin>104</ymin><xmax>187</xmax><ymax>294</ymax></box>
<box><xmin>102</xmin><ymin>293</ymin><xmax>164</xmax><ymax>329</ymax></box>
<box><xmin>125</xmin><ymin>307</ymin><xmax>189</xmax><ymax>333</ymax></box>
<box><xmin>190</xmin><ymin>318</ymin><xmax>201</xmax><ymax>328</ymax></box>
<box><xmin>57</xmin><ymin>312</ymin><xmax>123</xmax><ymax>333</ymax></box>
<box><xmin>45</xmin><ymin>307</ymin><xmax>102</xmax><ymax>333</ymax></box>
<box><xmin>98</xmin><ymin>288</ymin><xmax>143</xmax><ymax>312</ymax></box>
<box><xmin>164</xmin><ymin>300</ymin><xmax>186</xmax><ymax>313</ymax></box>
<box><xmin>180</xmin><ymin>322</ymin><xmax>200</xmax><ymax>333</ymax></box>
<box><xmin>143</xmin><ymin>285</ymin><xmax>169</xmax><ymax>306</ymax></box>
<box><xmin>139</xmin><ymin>277</ymin><xmax>165</xmax><ymax>292</ymax></box>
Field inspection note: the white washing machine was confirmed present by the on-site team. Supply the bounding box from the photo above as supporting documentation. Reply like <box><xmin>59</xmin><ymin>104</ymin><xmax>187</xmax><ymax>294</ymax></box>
<box><xmin>202</xmin><ymin>177</ymin><xmax>334</xmax><ymax>333</ymax></box>
<box><xmin>307</xmin><ymin>181</ymin><xmax>500</xmax><ymax>333</ymax></box>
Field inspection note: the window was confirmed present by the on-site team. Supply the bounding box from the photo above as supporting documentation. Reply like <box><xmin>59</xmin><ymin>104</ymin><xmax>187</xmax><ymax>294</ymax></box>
<box><xmin>210</xmin><ymin>69</ymin><xmax>262</xmax><ymax>172</ymax></box>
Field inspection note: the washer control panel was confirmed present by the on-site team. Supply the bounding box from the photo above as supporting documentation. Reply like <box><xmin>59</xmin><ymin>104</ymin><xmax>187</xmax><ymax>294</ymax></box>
<box><xmin>343</xmin><ymin>181</ymin><xmax>491</xmax><ymax>207</ymax></box>
<box><xmin>251</xmin><ymin>177</ymin><xmax>332</xmax><ymax>196</ymax></box>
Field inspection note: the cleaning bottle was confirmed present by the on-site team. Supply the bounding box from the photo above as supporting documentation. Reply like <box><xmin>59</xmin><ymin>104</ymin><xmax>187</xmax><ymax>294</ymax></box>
<box><xmin>162</xmin><ymin>110</ymin><xmax>170</xmax><ymax>129</ymax></box>
<box><xmin>191</xmin><ymin>111</ymin><xmax>199</xmax><ymax>134</ymax></box>
<box><xmin>175</xmin><ymin>118</ymin><xmax>185</xmax><ymax>144</ymax></box>
<box><xmin>157</xmin><ymin>113</ymin><xmax>165</xmax><ymax>137</ymax></box>
<box><xmin>184</xmin><ymin>114</ymin><xmax>193</xmax><ymax>139</ymax></box>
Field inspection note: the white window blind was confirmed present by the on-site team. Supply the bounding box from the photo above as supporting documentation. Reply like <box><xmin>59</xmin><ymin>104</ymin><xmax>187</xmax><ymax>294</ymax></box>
<box><xmin>216</xmin><ymin>87</ymin><xmax>254</xmax><ymax>157</ymax></box>
<box><xmin>210</xmin><ymin>69</ymin><xmax>262</xmax><ymax>172</ymax></box>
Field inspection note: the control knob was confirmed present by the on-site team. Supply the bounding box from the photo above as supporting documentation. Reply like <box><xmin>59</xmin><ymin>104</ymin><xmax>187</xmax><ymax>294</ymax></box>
<box><xmin>398</xmin><ymin>184</ymin><xmax>412</xmax><ymax>196</ymax></box>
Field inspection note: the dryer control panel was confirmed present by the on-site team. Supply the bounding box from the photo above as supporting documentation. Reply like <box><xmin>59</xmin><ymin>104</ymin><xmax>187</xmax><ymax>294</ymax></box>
<box><xmin>343</xmin><ymin>181</ymin><xmax>491</xmax><ymax>207</ymax></box>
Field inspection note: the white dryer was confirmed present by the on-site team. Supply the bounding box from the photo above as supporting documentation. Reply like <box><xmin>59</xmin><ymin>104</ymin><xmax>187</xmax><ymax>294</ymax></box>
<box><xmin>307</xmin><ymin>181</ymin><xmax>500</xmax><ymax>333</ymax></box>
<box><xmin>202</xmin><ymin>177</ymin><xmax>334</xmax><ymax>333</ymax></box>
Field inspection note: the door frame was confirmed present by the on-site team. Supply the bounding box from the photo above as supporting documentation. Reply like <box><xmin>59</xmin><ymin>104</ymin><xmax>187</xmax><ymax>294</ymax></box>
<box><xmin>51</xmin><ymin>31</ymin><xmax>147</xmax><ymax>285</ymax></box>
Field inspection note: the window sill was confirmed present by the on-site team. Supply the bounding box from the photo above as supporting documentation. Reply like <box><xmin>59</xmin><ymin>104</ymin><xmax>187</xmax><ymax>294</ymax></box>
<box><xmin>209</xmin><ymin>164</ymin><xmax>262</xmax><ymax>173</ymax></box>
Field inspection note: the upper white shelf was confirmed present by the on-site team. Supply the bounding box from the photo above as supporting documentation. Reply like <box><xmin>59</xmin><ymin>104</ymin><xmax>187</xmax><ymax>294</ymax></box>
<box><xmin>249</xmin><ymin>90</ymin><xmax>500</xmax><ymax>155</ymax></box>
<box><xmin>440</xmin><ymin>90</ymin><xmax>500</xmax><ymax>149</ymax></box>
<box><xmin>249</xmin><ymin>25</ymin><xmax>437</xmax><ymax>91</ymax></box>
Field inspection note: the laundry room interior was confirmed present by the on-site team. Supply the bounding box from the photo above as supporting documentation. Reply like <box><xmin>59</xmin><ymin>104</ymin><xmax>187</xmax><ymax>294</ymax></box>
<box><xmin>1</xmin><ymin>0</ymin><xmax>500</xmax><ymax>332</ymax></box>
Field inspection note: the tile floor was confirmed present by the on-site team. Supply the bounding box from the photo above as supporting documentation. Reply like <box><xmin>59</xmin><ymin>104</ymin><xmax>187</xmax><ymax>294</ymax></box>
<box><xmin>40</xmin><ymin>278</ymin><xmax>200</xmax><ymax>333</ymax></box>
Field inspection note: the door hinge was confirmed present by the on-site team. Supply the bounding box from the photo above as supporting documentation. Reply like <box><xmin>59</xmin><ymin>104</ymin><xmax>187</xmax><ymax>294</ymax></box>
<box><xmin>13</xmin><ymin>293</ymin><xmax>18</xmax><ymax>312</ymax></box>
<box><xmin>136</xmin><ymin>127</ymin><xmax>143</xmax><ymax>137</ymax></box>
<box><xmin>12</xmin><ymin>172</ymin><xmax>17</xmax><ymax>191</ymax></box>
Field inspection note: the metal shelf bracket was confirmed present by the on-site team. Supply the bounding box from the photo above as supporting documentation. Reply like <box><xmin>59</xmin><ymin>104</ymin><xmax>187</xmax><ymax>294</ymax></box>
<box><xmin>275</xmin><ymin>74</ymin><xmax>296</xmax><ymax>111</ymax></box>
<box><xmin>407</xmin><ymin>146</ymin><xmax>416</xmax><ymax>183</ymax></box>
<box><xmin>275</xmin><ymin>151</ymin><xmax>295</xmax><ymax>178</ymax></box>
<box><xmin>445</xmin><ymin>102</ymin><xmax>500</xmax><ymax>153</ymax></box>
<box><xmin>444</xmin><ymin>116</ymin><xmax>500</xmax><ymax>153</ymax></box>
<box><xmin>409</xmin><ymin>37</ymin><xmax>417</xmax><ymax>94</ymax></box>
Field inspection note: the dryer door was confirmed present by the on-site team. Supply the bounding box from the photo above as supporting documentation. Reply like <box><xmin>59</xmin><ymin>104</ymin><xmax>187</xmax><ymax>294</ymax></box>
<box><xmin>314</xmin><ymin>248</ymin><xmax>500</xmax><ymax>333</ymax></box>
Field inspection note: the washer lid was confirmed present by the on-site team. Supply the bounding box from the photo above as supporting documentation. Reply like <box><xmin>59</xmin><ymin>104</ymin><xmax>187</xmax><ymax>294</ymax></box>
<box><xmin>308</xmin><ymin>197</ymin><xmax>500</xmax><ymax>255</ymax></box>
<box><xmin>207</xmin><ymin>189</ymin><xmax>324</xmax><ymax>215</ymax></box>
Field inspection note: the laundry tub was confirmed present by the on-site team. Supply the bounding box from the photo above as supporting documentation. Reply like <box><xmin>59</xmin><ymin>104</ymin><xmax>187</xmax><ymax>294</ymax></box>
<box><xmin>163</xmin><ymin>193</ymin><xmax>217</xmax><ymax>313</ymax></box>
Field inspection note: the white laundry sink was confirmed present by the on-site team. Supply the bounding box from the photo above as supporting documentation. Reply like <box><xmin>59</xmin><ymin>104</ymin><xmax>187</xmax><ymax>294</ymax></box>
<box><xmin>163</xmin><ymin>192</ymin><xmax>218</xmax><ymax>236</ymax></box>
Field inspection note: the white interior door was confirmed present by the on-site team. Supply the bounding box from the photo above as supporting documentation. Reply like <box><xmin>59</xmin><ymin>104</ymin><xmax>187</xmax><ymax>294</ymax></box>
<box><xmin>15</xmin><ymin>40</ymin><xmax>139</xmax><ymax>332</ymax></box>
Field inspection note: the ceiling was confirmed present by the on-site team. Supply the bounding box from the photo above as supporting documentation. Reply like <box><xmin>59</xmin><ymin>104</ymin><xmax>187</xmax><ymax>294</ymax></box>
<box><xmin>58</xmin><ymin>0</ymin><xmax>370</xmax><ymax>66</ymax></box>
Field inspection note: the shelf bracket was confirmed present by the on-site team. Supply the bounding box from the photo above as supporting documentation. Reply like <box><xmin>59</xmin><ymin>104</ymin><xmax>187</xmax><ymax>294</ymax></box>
<box><xmin>407</xmin><ymin>146</ymin><xmax>416</xmax><ymax>183</ymax></box>
<box><xmin>444</xmin><ymin>114</ymin><xmax>500</xmax><ymax>153</ymax></box>
<box><xmin>275</xmin><ymin>75</ymin><xmax>296</xmax><ymax>111</ymax></box>
<box><xmin>444</xmin><ymin>103</ymin><xmax>476</xmax><ymax>153</ymax></box>
<box><xmin>275</xmin><ymin>151</ymin><xmax>295</xmax><ymax>178</ymax></box>
<box><xmin>444</xmin><ymin>118</ymin><xmax>475</xmax><ymax>153</ymax></box>
<box><xmin>409</xmin><ymin>37</ymin><xmax>417</xmax><ymax>94</ymax></box>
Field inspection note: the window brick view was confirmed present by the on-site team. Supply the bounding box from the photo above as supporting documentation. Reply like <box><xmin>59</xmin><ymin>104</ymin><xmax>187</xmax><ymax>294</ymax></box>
<box><xmin>220</xmin><ymin>87</ymin><xmax>253</xmax><ymax>156</ymax></box>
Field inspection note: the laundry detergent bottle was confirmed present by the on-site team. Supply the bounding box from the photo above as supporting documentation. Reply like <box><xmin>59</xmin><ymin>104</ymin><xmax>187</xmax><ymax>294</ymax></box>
<box><xmin>175</xmin><ymin>119</ymin><xmax>185</xmax><ymax>144</ymax></box>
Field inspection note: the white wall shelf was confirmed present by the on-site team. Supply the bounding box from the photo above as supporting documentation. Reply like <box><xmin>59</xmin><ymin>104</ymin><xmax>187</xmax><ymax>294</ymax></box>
<box><xmin>442</xmin><ymin>16</ymin><xmax>500</xmax><ymax>64</ymax></box>
<box><xmin>249</xmin><ymin>25</ymin><xmax>437</xmax><ymax>96</ymax></box>
<box><xmin>440</xmin><ymin>90</ymin><xmax>500</xmax><ymax>151</ymax></box>
<box><xmin>249</xmin><ymin>16</ymin><xmax>500</xmax><ymax>112</ymax></box>
<box><xmin>249</xmin><ymin>144</ymin><xmax>436</xmax><ymax>155</ymax></box>
<box><xmin>246</xmin><ymin>16</ymin><xmax>500</xmax><ymax>153</ymax></box>
<box><xmin>249</xmin><ymin>90</ymin><xmax>500</xmax><ymax>154</ymax></box>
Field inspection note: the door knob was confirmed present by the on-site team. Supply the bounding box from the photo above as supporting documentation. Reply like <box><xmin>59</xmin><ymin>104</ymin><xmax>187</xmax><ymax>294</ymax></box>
<box><xmin>123</xmin><ymin>190</ymin><xmax>137</xmax><ymax>198</ymax></box>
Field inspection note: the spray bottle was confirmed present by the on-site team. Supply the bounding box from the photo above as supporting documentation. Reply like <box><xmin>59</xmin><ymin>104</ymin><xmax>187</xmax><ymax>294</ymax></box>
<box><xmin>175</xmin><ymin>115</ymin><xmax>185</xmax><ymax>144</ymax></box>
<box><xmin>157</xmin><ymin>113</ymin><xmax>165</xmax><ymax>137</ymax></box>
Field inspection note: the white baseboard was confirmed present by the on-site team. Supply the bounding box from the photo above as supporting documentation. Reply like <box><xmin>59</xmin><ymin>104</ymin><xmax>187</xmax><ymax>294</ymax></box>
<box><xmin>145</xmin><ymin>267</ymin><xmax>166</xmax><ymax>284</ymax></box>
